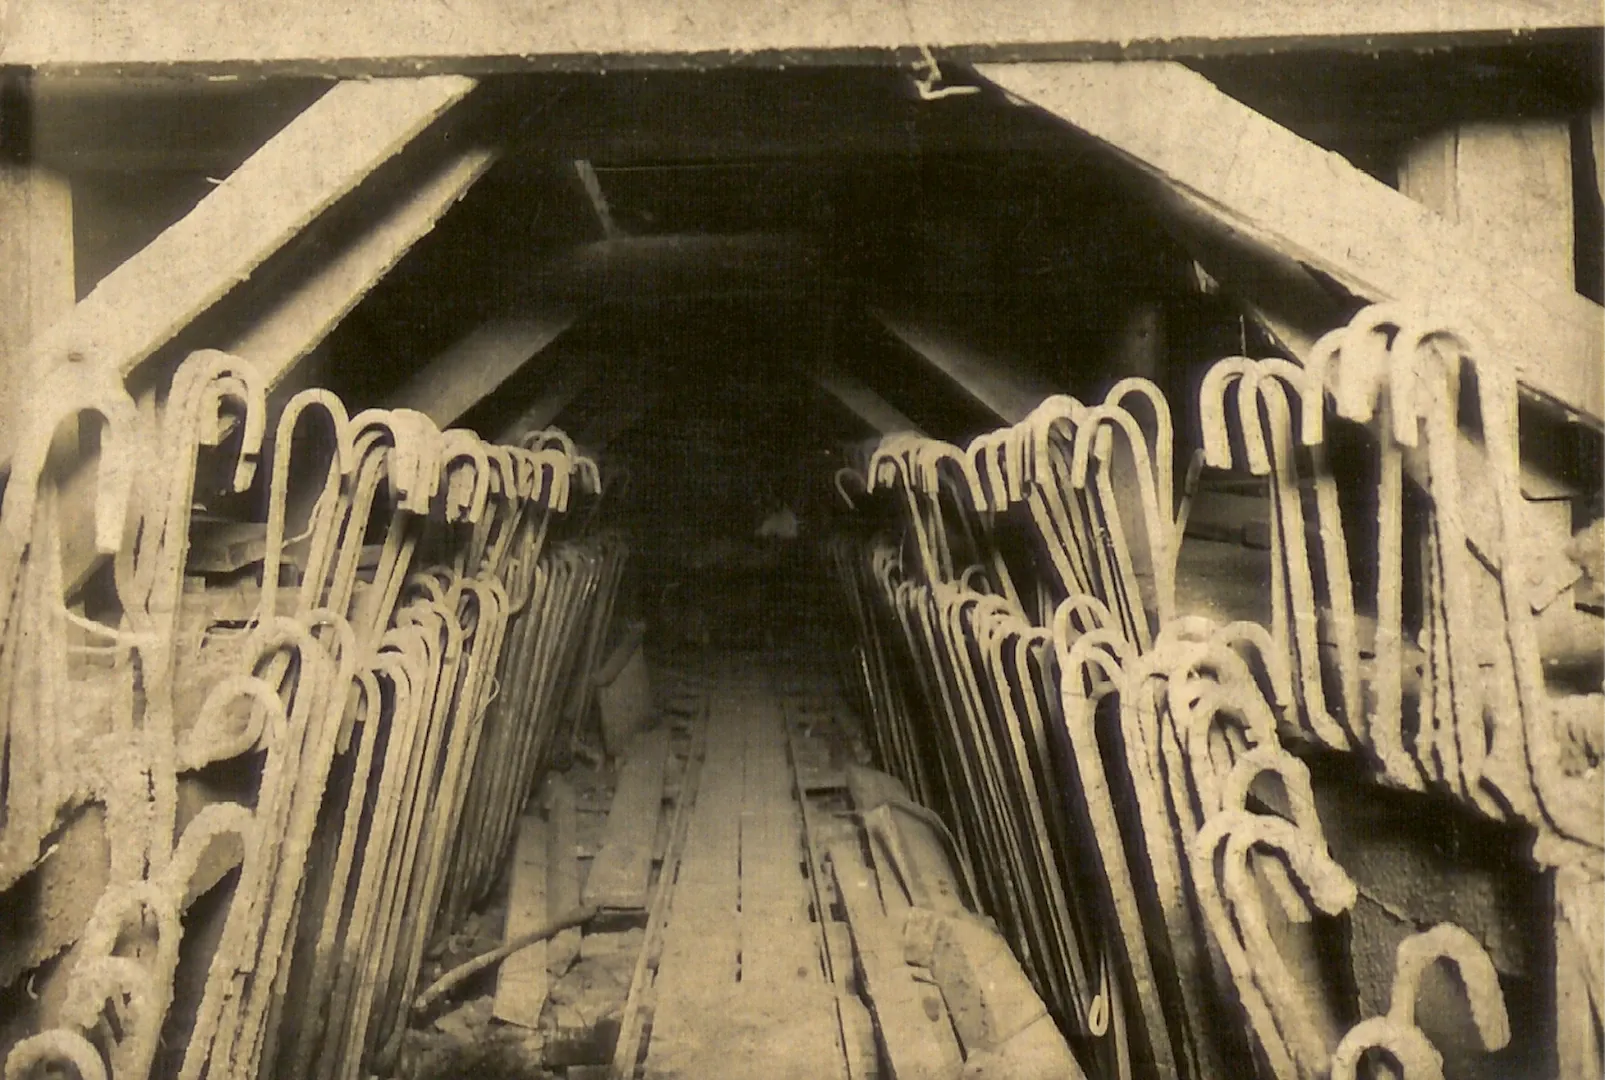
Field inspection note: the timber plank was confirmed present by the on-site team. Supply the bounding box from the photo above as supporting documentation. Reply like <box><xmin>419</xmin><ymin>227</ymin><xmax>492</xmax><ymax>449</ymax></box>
<box><xmin>384</xmin><ymin>311</ymin><xmax>576</xmax><ymax>427</ymax></box>
<box><xmin>837</xmin><ymin>993</ymin><xmax>880</xmax><ymax>1080</ymax></box>
<box><xmin>647</xmin><ymin>685</ymin><xmax>847</xmax><ymax>1080</ymax></box>
<box><xmin>978</xmin><ymin>60</ymin><xmax>1605</xmax><ymax>424</ymax></box>
<box><xmin>0</xmin><ymin>75</ymin><xmax>477</xmax><ymax>470</ymax></box>
<box><xmin>226</xmin><ymin>144</ymin><xmax>498</xmax><ymax>392</ymax></box>
<box><xmin>613</xmin><ymin>706</ymin><xmax>706</xmax><ymax>1078</ymax></box>
<box><xmin>492</xmin><ymin>811</ymin><xmax>551</xmax><ymax>1028</ymax></box>
<box><xmin>827</xmin><ymin>838</ymin><xmax>964</xmax><ymax>1080</ymax></box>
<box><xmin>583</xmin><ymin>728</ymin><xmax>671</xmax><ymax>910</ymax></box>
<box><xmin>546</xmin><ymin>777</ymin><xmax>582</xmax><ymax>977</ymax></box>
<box><xmin>786</xmin><ymin>696</ymin><xmax>871</xmax><ymax>1080</ymax></box>
<box><xmin>0</xmin><ymin>160</ymin><xmax>73</xmax><ymax>434</ymax></box>
<box><xmin>2</xmin><ymin>2</ymin><xmax>1597</xmax><ymax>74</ymax></box>
<box><xmin>739</xmin><ymin>697</ymin><xmax>820</xmax><ymax>988</ymax></box>
<box><xmin>644</xmin><ymin>698</ymin><xmax>744</xmax><ymax>1079</ymax></box>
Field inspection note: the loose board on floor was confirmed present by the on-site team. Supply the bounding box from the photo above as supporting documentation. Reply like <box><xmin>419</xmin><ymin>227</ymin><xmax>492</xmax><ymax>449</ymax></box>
<box><xmin>493</xmin><ymin>811</ymin><xmax>550</xmax><ymax>1027</ymax></box>
<box><xmin>584</xmin><ymin>728</ymin><xmax>671</xmax><ymax>910</ymax></box>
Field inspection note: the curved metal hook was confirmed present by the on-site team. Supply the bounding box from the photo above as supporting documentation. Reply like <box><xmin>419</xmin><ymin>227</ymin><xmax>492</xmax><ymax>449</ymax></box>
<box><xmin>440</xmin><ymin>429</ymin><xmax>492</xmax><ymax>524</ymax></box>
<box><xmin>1390</xmin><ymin>923</ymin><xmax>1511</xmax><ymax>1052</ymax></box>
<box><xmin>2</xmin><ymin>361</ymin><xmax>141</xmax><ymax>556</ymax></box>
<box><xmin>1330</xmin><ymin>1015</ymin><xmax>1446</xmax><ymax>1080</ymax></box>
<box><xmin>1197</xmin><ymin>356</ymin><xmax>1261</xmax><ymax>471</ymax></box>
<box><xmin>4</xmin><ymin>1029</ymin><xmax>110</xmax><ymax>1080</ymax></box>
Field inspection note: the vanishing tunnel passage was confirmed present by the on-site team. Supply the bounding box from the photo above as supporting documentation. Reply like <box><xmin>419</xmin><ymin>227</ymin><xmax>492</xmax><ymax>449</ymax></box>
<box><xmin>1</xmin><ymin>47</ymin><xmax>1602</xmax><ymax>1080</ymax></box>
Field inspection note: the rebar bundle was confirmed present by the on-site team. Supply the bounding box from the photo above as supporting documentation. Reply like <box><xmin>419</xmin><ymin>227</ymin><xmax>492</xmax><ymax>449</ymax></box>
<box><xmin>822</xmin><ymin>305</ymin><xmax>1596</xmax><ymax>1080</ymax></box>
<box><xmin>0</xmin><ymin>350</ymin><xmax>627</xmax><ymax>1080</ymax></box>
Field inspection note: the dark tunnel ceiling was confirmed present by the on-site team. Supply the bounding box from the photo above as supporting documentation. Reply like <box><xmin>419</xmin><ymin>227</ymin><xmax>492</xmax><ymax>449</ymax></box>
<box><xmin>44</xmin><ymin>37</ymin><xmax>1605</xmax><ymax>461</ymax></box>
<box><xmin>295</xmin><ymin>40</ymin><xmax>1599</xmax><ymax>447</ymax></box>
<box><xmin>34</xmin><ymin>39</ymin><xmax>1601</xmax><ymax>565</ymax></box>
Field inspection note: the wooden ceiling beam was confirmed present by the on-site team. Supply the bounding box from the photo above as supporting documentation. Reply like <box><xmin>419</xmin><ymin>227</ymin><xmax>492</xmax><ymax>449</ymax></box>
<box><xmin>870</xmin><ymin>306</ymin><xmax>1055</xmax><ymax>425</ymax></box>
<box><xmin>0</xmin><ymin>75</ymin><xmax>478</xmax><ymax>472</ymax></box>
<box><xmin>509</xmin><ymin>233</ymin><xmax>830</xmax><ymax>306</ymax></box>
<box><xmin>497</xmin><ymin>351</ymin><xmax>598</xmax><ymax>444</ymax></box>
<box><xmin>226</xmin><ymin>144</ymin><xmax>499</xmax><ymax>395</ymax></box>
<box><xmin>28</xmin><ymin>77</ymin><xmax>485</xmax><ymax>600</ymax></box>
<box><xmin>977</xmin><ymin>60</ymin><xmax>1604</xmax><ymax>426</ymax></box>
<box><xmin>1</xmin><ymin>3</ymin><xmax>1595</xmax><ymax>74</ymax></box>
<box><xmin>812</xmin><ymin>366</ymin><xmax>924</xmax><ymax>437</ymax></box>
<box><xmin>383</xmin><ymin>311</ymin><xmax>576</xmax><ymax>427</ymax></box>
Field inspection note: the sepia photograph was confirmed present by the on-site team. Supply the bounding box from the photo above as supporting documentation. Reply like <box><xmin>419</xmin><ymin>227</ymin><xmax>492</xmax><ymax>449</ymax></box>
<box><xmin>0</xmin><ymin>4</ymin><xmax>1600</xmax><ymax>1079</ymax></box>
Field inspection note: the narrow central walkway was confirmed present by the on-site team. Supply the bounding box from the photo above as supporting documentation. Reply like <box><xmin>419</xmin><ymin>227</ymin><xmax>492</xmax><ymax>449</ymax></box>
<box><xmin>643</xmin><ymin>661</ymin><xmax>848</xmax><ymax>1080</ymax></box>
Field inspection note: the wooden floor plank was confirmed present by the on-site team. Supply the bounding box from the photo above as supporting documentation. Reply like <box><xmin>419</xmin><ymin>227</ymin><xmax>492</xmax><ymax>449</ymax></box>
<box><xmin>646</xmin><ymin>680</ymin><xmax>847</xmax><ymax>1080</ymax></box>
<box><xmin>645</xmin><ymin>703</ymin><xmax>745</xmax><ymax>1078</ymax></box>
<box><xmin>546</xmin><ymin>777</ymin><xmax>581</xmax><ymax>976</ymax></box>
<box><xmin>741</xmin><ymin>696</ymin><xmax>820</xmax><ymax>987</ymax></box>
<box><xmin>829</xmin><ymin>838</ymin><xmax>964</xmax><ymax>1080</ymax></box>
<box><xmin>615</xmin><ymin>706</ymin><xmax>707</xmax><ymax>1078</ymax></box>
<box><xmin>785</xmin><ymin>696</ymin><xmax>871</xmax><ymax>1080</ymax></box>
<box><xmin>492</xmin><ymin>811</ymin><xmax>550</xmax><ymax>1027</ymax></box>
<box><xmin>585</xmin><ymin>728</ymin><xmax>671</xmax><ymax>910</ymax></box>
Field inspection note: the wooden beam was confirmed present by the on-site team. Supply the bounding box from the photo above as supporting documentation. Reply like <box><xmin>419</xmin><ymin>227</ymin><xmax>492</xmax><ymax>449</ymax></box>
<box><xmin>0</xmin><ymin>75</ymin><xmax>476</xmax><ymax>471</ymax></box>
<box><xmin>1399</xmin><ymin>120</ymin><xmax>1576</xmax><ymax>287</ymax></box>
<box><xmin>977</xmin><ymin>60</ymin><xmax>1605</xmax><ymax>426</ymax></box>
<box><xmin>383</xmin><ymin>311</ymin><xmax>575</xmax><ymax>427</ymax></box>
<box><xmin>225</xmin><ymin>144</ymin><xmax>499</xmax><ymax>393</ymax></box>
<box><xmin>582</xmin><ymin>728</ymin><xmax>670</xmax><ymax>910</ymax></box>
<box><xmin>493</xmin><ymin>811</ymin><xmax>553</xmax><ymax>1028</ymax></box>
<box><xmin>0</xmin><ymin>159</ymin><xmax>75</xmax><ymax>435</ymax></box>
<box><xmin>573</xmin><ymin>161</ymin><xmax>622</xmax><ymax>241</ymax></box>
<box><xmin>0</xmin><ymin>3</ymin><xmax>1596</xmax><ymax>74</ymax></box>
<box><xmin>870</xmin><ymin>306</ymin><xmax>1054</xmax><ymax>425</ymax></box>
<box><xmin>497</xmin><ymin>352</ymin><xmax>598</xmax><ymax>443</ymax></box>
<box><xmin>812</xmin><ymin>367</ymin><xmax>924</xmax><ymax>437</ymax></box>
<box><xmin>511</xmin><ymin>233</ymin><xmax>830</xmax><ymax>307</ymax></box>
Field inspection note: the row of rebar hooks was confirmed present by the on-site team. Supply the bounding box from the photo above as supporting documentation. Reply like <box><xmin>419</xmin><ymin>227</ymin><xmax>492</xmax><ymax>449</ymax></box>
<box><xmin>0</xmin><ymin>349</ymin><xmax>626</xmax><ymax>1080</ymax></box>
<box><xmin>826</xmin><ymin>305</ymin><xmax>1600</xmax><ymax>1080</ymax></box>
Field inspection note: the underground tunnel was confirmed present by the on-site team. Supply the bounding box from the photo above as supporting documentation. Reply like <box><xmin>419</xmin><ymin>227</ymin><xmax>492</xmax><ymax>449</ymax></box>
<box><xmin>0</xmin><ymin>24</ymin><xmax>1602</xmax><ymax>1080</ymax></box>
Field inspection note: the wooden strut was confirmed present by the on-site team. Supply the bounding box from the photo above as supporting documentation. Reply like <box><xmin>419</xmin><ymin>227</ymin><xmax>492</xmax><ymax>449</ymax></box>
<box><xmin>975</xmin><ymin>60</ymin><xmax>1604</xmax><ymax>428</ymax></box>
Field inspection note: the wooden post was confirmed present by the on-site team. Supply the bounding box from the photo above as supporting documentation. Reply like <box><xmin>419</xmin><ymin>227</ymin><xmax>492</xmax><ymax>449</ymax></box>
<box><xmin>1399</xmin><ymin>120</ymin><xmax>1575</xmax><ymax>288</ymax></box>
<box><xmin>1398</xmin><ymin>120</ymin><xmax>1582</xmax><ymax>594</ymax></box>
<box><xmin>0</xmin><ymin>75</ymin><xmax>75</xmax><ymax>440</ymax></box>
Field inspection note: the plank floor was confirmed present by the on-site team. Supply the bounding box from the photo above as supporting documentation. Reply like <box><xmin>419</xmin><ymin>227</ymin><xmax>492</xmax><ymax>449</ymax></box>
<box><xmin>642</xmin><ymin>662</ymin><xmax>849</xmax><ymax>1080</ymax></box>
